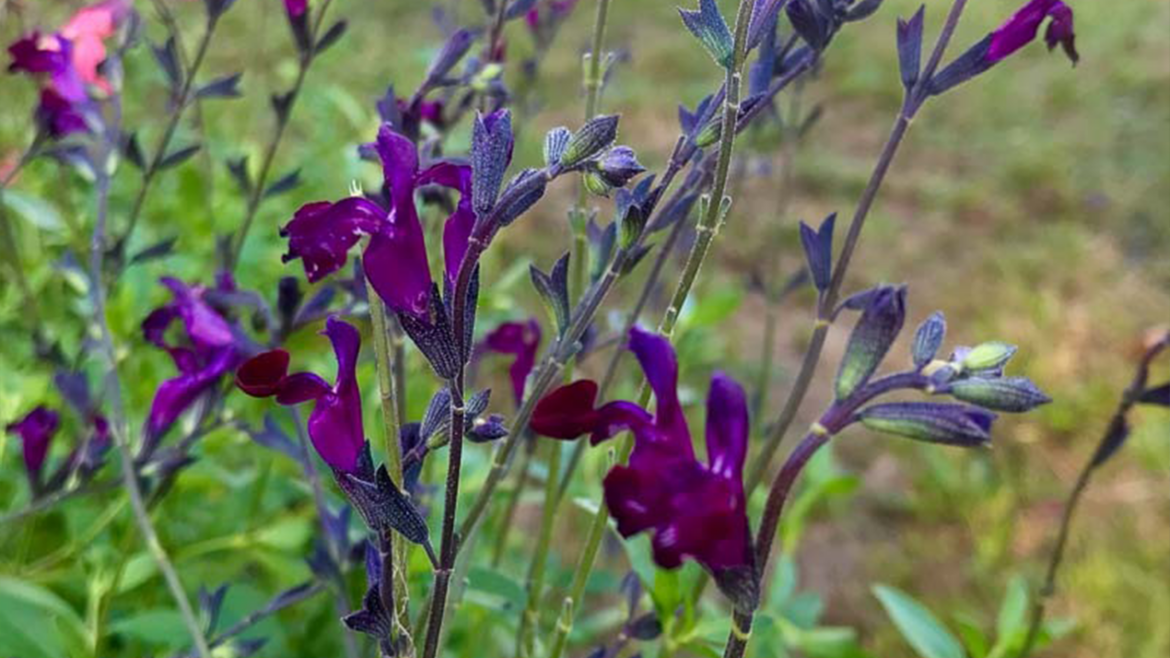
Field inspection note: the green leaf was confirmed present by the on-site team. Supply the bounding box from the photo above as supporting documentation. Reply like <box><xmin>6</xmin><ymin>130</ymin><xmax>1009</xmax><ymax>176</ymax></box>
<box><xmin>108</xmin><ymin>609</ymin><xmax>188</xmax><ymax>648</ymax></box>
<box><xmin>0</xmin><ymin>576</ymin><xmax>88</xmax><ymax>658</ymax></box>
<box><xmin>3</xmin><ymin>190</ymin><xmax>64</xmax><ymax>231</ymax></box>
<box><xmin>873</xmin><ymin>584</ymin><xmax>966</xmax><ymax>658</ymax></box>
<box><xmin>987</xmin><ymin>575</ymin><xmax>1029</xmax><ymax>657</ymax></box>
<box><xmin>466</xmin><ymin>567</ymin><xmax>526</xmax><ymax>611</ymax></box>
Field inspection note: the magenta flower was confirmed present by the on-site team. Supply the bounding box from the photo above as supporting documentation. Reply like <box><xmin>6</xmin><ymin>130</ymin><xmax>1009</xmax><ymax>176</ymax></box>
<box><xmin>281</xmin><ymin>124</ymin><xmax>475</xmax><ymax>321</ymax></box>
<box><xmin>236</xmin><ymin>317</ymin><xmax>365</xmax><ymax>473</ymax></box>
<box><xmin>531</xmin><ymin>327</ymin><xmax>755</xmax><ymax>578</ymax></box>
<box><xmin>142</xmin><ymin>277</ymin><xmax>240</xmax><ymax>448</ymax></box>
<box><xmin>482</xmin><ymin>319</ymin><xmax>542</xmax><ymax>406</ymax></box>
<box><xmin>284</xmin><ymin>0</ymin><xmax>308</xmax><ymax>19</ymax></box>
<box><xmin>988</xmin><ymin>0</ymin><xmax>1078</xmax><ymax>65</ymax></box>
<box><xmin>6</xmin><ymin>406</ymin><xmax>60</xmax><ymax>478</ymax></box>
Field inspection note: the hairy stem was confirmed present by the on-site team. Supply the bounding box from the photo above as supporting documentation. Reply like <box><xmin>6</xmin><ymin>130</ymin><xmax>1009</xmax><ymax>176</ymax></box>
<box><xmin>366</xmin><ymin>275</ymin><xmax>414</xmax><ymax>650</ymax></box>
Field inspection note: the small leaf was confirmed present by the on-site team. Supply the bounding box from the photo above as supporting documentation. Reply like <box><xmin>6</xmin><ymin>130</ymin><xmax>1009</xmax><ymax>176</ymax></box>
<box><xmin>960</xmin><ymin>341</ymin><xmax>1018</xmax><ymax>374</ymax></box>
<box><xmin>3</xmin><ymin>190</ymin><xmax>64</xmax><ymax>231</ymax></box>
<box><xmin>798</xmin><ymin>212</ymin><xmax>835</xmax><ymax>292</ymax></box>
<box><xmin>271</xmin><ymin>91</ymin><xmax>295</xmax><ymax>123</ymax></box>
<box><xmin>1090</xmin><ymin>415</ymin><xmax>1129</xmax><ymax>468</ymax></box>
<box><xmin>679</xmin><ymin>0</ymin><xmax>734</xmax><ymax>69</ymax></box>
<box><xmin>530</xmin><ymin>253</ymin><xmax>571</xmax><ymax>337</ymax></box>
<box><xmin>264</xmin><ymin>169</ymin><xmax>302</xmax><ymax>198</ymax></box>
<box><xmin>315</xmin><ymin>20</ymin><xmax>348</xmax><ymax>54</ymax></box>
<box><xmin>158</xmin><ymin>144</ymin><xmax>201</xmax><ymax>170</ymax></box>
<box><xmin>196</xmin><ymin>72</ymin><xmax>242</xmax><ymax>99</ymax></box>
<box><xmin>1139</xmin><ymin>382</ymin><xmax>1169</xmax><ymax>407</ymax></box>
<box><xmin>873</xmin><ymin>584</ymin><xmax>966</xmax><ymax>658</ymax></box>
<box><xmin>897</xmin><ymin>6</ymin><xmax>926</xmax><ymax>90</ymax></box>
<box><xmin>129</xmin><ymin>237</ymin><xmax>178</xmax><ymax>265</ymax></box>
<box><xmin>227</xmin><ymin>156</ymin><xmax>251</xmax><ymax>195</ymax></box>
<box><xmin>151</xmin><ymin>37</ymin><xmax>181</xmax><ymax>90</ymax></box>
<box><xmin>122</xmin><ymin>132</ymin><xmax>145</xmax><ymax>170</ymax></box>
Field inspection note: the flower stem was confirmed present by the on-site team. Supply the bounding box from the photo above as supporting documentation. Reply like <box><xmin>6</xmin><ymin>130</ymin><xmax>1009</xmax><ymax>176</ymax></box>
<box><xmin>227</xmin><ymin>0</ymin><xmax>337</xmax><ymax>272</ymax></box>
<box><xmin>515</xmin><ymin>439</ymin><xmax>562</xmax><ymax>657</ymax></box>
<box><xmin>89</xmin><ymin>132</ymin><xmax>212</xmax><ymax>657</ymax></box>
<box><xmin>746</xmin><ymin>0</ymin><xmax>971</xmax><ymax>496</ymax></box>
<box><xmin>119</xmin><ymin>13</ymin><xmax>220</xmax><ymax>248</ymax></box>
<box><xmin>1019</xmin><ymin>334</ymin><xmax>1168</xmax><ymax>656</ymax></box>
<box><xmin>365</xmin><ymin>272</ymin><xmax>415</xmax><ymax>650</ymax></box>
<box><xmin>546</xmin><ymin>2</ymin><xmax>756</xmax><ymax>653</ymax></box>
<box><xmin>289</xmin><ymin>409</ymin><xmax>362</xmax><ymax>658</ymax></box>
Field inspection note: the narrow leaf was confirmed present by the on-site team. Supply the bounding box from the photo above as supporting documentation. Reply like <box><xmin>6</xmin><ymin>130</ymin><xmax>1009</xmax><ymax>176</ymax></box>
<box><xmin>873</xmin><ymin>585</ymin><xmax>966</xmax><ymax>658</ymax></box>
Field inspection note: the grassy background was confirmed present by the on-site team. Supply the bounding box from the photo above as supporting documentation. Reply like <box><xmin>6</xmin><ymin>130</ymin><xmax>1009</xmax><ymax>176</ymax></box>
<box><xmin>1</xmin><ymin>0</ymin><xmax>1168</xmax><ymax>656</ymax></box>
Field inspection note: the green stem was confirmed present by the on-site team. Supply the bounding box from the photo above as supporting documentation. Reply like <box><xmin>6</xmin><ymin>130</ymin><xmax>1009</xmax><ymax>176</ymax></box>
<box><xmin>515</xmin><ymin>440</ymin><xmax>563</xmax><ymax>657</ymax></box>
<box><xmin>91</xmin><ymin>160</ymin><xmax>211</xmax><ymax>657</ymax></box>
<box><xmin>490</xmin><ymin>437</ymin><xmax>536</xmax><ymax>567</ymax></box>
<box><xmin>366</xmin><ymin>276</ymin><xmax>414</xmax><ymax>651</ymax></box>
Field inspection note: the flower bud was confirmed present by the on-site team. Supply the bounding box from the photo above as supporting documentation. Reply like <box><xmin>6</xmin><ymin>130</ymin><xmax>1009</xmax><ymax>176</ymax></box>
<box><xmin>582</xmin><ymin>170</ymin><xmax>613</xmax><ymax>197</ymax></box>
<box><xmin>560</xmin><ymin>115</ymin><xmax>619</xmax><ymax>169</ymax></box>
<box><xmin>960</xmin><ymin>341</ymin><xmax>1017</xmax><ymax>373</ymax></box>
<box><xmin>859</xmin><ymin>402</ymin><xmax>996</xmax><ymax>447</ymax></box>
<box><xmin>949</xmin><ymin>376</ymin><xmax>1051</xmax><ymax>412</ymax></box>
<box><xmin>911</xmin><ymin>311</ymin><xmax>946</xmax><ymax>368</ymax></box>
<box><xmin>597</xmin><ymin>146</ymin><xmax>646</xmax><ymax>188</ymax></box>
<box><xmin>835</xmin><ymin>285</ymin><xmax>907</xmax><ymax>400</ymax></box>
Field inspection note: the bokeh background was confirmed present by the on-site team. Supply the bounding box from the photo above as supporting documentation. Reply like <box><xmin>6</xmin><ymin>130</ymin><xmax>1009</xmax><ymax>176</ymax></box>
<box><xmin>1</xmin><ymin>0</ymin><xmax>1168</xmax><ymax>657</ymax></box>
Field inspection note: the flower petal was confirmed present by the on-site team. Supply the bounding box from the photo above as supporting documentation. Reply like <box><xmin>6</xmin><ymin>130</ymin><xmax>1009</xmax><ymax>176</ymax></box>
<box><xmin>281</xmin><ymin>197</ymin><xmax>386</xmax><ymax>284</ymax></box>
<box><xmin>148</xmin><ymin>347</ymin><xmax>236</xmax><ymax>442</ymax></box>
<box><xmin>276</xmin><ymin>372</ymin><xmax>331</xmax><ymax>405</ymax></box>
<box><xmin>306</xmin><ymin>317</ymin><xmax>365</xmax><ymax>473</ymax></box>
<box><xmin>530</xmin><ymin>380</ymin><xmax>600</xmax><ymax>440</ymax></box>
<box><xmin>705</xmin><ymin>371</ymin><xmax>749</xmax><ymax>481</ymax></box>
<box><xmin>442</xmin><ymin>201</ymin><xmax>475</xmax><ymax>285</ymax></box>
<box><xmin>483</xmin><ymin>319</ymin><xmax>542</xmax><ymax>405</ymax></box>
<box><xmin>628</xmin><ymin>326</ymin><xmax>691</xmax><ymax>453</ymax></box>
<box><xmin>236</xmin><ymin>349</ymin><xmax>291</xmax><ymax>397</ymax></box>
<box><xmin>160</xmin><ymin>277</ymin><xmax>235</xmax><ymax>350</ymax></box>
<box><xmin>6</xmin><ymin>406</ymin><xmax>60</xmax><ymax>476</ymax></box>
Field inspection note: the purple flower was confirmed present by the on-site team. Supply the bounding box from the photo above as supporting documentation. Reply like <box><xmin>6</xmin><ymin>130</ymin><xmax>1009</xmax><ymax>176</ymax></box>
<box><xmin>281</xmin><ymin>125</ymin><xmax>473</xmax><ymax>321</ymax></box>
<box><xmin>531</xmin><ymin>327</ymin><xmax>754</xmax><ymax>575</ymax></box>
<box><xmin>988</xmin><ymin>0</ymin><xmax>1078</xmax><ymax>65</ymax></box>
<box><xmin>6</xmin><ymin>406</ymin><xmax>60</xmax><ymax>477</ymax></box>
<box><xmin>482</xmin><ymin>319</ymin><xmax>542</xmax><ymax>406</ymax></box>
<box><xmin>36</xmin><ymin>88</ymin><xmax>89</xmax><ymax>136</ymax></box>
<box><xmin>236</xmin><ymin>317</ymin><xmax>365</xmax><ymax>473</ymax></box>
<box><xmin>142</xmin><ymin>277</ymin><xmax>240</xmax><ymax>447</ymax></box>
<box><xmin>284</xmin><ymin>0</ymin><xmax>308</xmax><ymax>19</ymax></box>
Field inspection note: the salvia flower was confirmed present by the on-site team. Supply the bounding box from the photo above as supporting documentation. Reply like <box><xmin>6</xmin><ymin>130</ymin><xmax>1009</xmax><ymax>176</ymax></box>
<box><xmin>929</xmin><ymin>0</ymin><xmax>1078</xmax><ymax>96</ymax></box>
<box><xmin>236</xmin><ymin>317</ymin><xmax>365</xmax><ymax>473</ymax></box>
<box><xmin>282</xmin><ymin>124</ymin><xmax>476</xmax><ymax>320</ymax></box>
<box><xmin>6</xmin><ymin>406</ymin><xmax>60</xmax><ymax>479</ymax></box>
<box><xmin>482</xmin><ymin>319</ymin><xmax>542</xmax><ymax>406</ymax></box>
<box><xmin>284</xmin><ymin>0</ymin><xmax>308</xmax><ymax>20</ymax></box>
<box><xmin>988</xmin><ymin>0</ymin><xmax>1078</xmax><ymax>65</ymax></box>
<box><xmin>532</xmin><ymin>327</ymin><xmax>757</xmax><ymax>606</ymax></box>
<box><xmin>142</xmin><ymin>277</ymin><xmax>241</xmax><ymax>451</ymax></box>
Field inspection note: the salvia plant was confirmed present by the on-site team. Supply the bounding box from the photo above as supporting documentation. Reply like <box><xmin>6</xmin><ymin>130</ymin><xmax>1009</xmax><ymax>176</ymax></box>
<box><xmin>0</xmin><ymin>1</ymin><xmax>1164</xmax><ymax>658</ymax></box>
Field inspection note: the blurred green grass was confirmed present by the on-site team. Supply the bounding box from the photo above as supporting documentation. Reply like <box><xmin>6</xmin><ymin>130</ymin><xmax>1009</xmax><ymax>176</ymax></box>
<box><xmin>1</xmin><ymin>1</ymin><xmax>1168</xmax><ymax>657</ymax></box>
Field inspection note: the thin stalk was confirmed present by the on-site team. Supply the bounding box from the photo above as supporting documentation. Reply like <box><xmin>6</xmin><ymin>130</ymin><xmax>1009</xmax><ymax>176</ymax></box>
<box><xmin>120</xmin><ymin>14</ymin><xmax>219</xmax><ymax>246</ymax></box>
<box><xmin>547</xmin><ymin>3</ymin><xmax>755</xmax><ymax>654</ymax></box>
<box><xmin>366</xmin><ymin>273</ymin><xmax>414</xmax><ymax>649</ymax></box>
<box><xmin>206</xmin><ymin>581</ymin><xmax>325</xmax><ymax>651</ymax></box>
<box><xmin>90</xmin><ymin>157</ymin><xmax>211</xmax><ymax>657</ymax></box>
<box><xmin>515</xmin><ymin>439</ymin><xmax>562</xmax><ymax>656</ymax></box>
<box><xmin>1019</xmin><ymin>333</ymin><xmax>1168</xmax><ymax>655</ymax></box>
<box><xmin>490</xmin><ymin>437</ymin><xmax>536</xmax><ymax>567</ymax></box>
<box><xmin>227</xmin><ymin>0</ymin><xmax>337</xmax><ymax>271</ymax></box>
<box><xmin>746</xmin><ymin>0</ymin><xmax>970</xmax><ymax>495</ymax></box>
